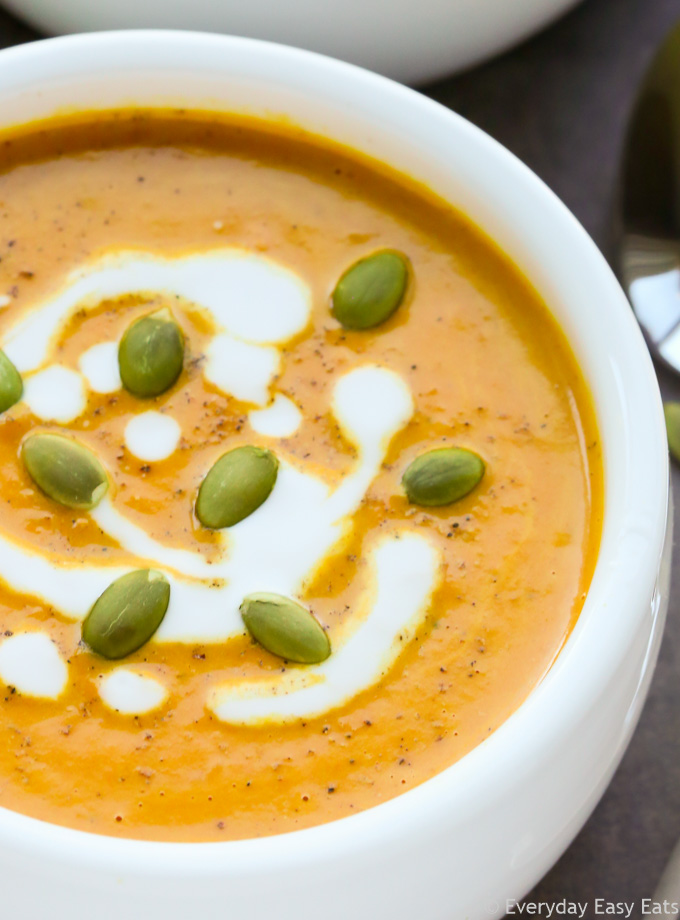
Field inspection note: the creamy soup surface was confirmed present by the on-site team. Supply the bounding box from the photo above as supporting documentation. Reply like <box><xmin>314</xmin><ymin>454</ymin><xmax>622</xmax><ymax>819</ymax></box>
<box><xmin>0</xmin><ymin>112</ymin><xmax>602</xmax><ymax>842</ymax></box>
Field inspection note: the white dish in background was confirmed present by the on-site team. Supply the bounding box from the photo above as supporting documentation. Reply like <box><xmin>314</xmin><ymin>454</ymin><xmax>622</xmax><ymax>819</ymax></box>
<box><xmin>0</xmin><ymin>28</ymin><xmax>669</xmax><ymax>920</ymax></box>
<box><xmin>0</xmin><ymin>0</ymin><xmax>586</xmax><ymax>84</ymax></box>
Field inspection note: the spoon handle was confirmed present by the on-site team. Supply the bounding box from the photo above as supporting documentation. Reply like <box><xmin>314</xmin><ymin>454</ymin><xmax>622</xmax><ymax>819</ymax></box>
<box><xmin>643</xmin><ymin>838</ymin><xmax>680</xmax><ymax>920</ymax></box>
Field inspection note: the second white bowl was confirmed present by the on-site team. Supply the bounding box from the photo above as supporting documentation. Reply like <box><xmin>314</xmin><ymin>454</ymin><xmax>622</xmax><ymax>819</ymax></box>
<box><xmin>0</xmin><ymin>0</ymin><xmax>586</xmax><ymax>84</ymax></box>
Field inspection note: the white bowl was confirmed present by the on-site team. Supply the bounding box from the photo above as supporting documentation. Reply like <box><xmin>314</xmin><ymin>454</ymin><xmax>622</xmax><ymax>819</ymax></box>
<box><xmin>0</xmin><ymin>0</ymin><xmax>586</xmax><ymax>84</ymax></box>
<box><xmin>0</xmin><ymin>31</ymin><xmax>669</xmax><ymax>920</ymax></box>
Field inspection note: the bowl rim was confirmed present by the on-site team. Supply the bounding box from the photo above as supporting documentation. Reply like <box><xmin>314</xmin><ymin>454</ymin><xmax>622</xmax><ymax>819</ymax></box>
<box><xmin>0</xmin><ymin>28</ymin><xmax>668</xmax><ymax>876</ymax></box>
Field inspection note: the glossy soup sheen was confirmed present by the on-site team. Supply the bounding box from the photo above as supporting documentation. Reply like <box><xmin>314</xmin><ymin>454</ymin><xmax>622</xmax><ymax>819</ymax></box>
<box><xmin>0</xmin><ymin>111</ymin><xmax>602</xmax><ymax>842</ymax></box>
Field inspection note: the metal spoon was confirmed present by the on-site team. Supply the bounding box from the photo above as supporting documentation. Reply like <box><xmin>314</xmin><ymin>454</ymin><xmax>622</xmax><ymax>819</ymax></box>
<box><xmin>620</xmin><ymin>18</ymin><xmax>680</xmax><ymax>373</ymax></box>
<box><xmin>641</xmin><ymin>835</ymin><xmax>680</xmax><ymax>919</ymax></box>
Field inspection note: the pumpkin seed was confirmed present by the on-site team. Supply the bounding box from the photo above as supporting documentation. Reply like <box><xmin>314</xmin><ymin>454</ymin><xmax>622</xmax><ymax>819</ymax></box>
<box><xmin>403</xmin><ymin>447</ymin><xmax>485</xmax><ymax>506</ymax></box>
<box><xmin>241</xmin><ymin>592</ymin><xmax>331</xmax><ymax>664</ymax></box>
<box><xmin>0</xmin><ymin>350</ymin><xmax>22</xmax><ymax>414</ymax></box>
<box><xmin>665</xmin><ymin>401</ymin><xmax>680</xmax><ymax>463</ymax></box>
<box><xmin>118</xmin><ymin>308</ymin><xmax>184</xmax><ymax>398</ymax></box>
<box><xmin>196</xmin><ymin>445</ymin><xmax>278</xmax><ymax>529</ymax></box>
<box><xmin>82</xmin><ymin>569</ymin><xmax>170</xmax><ymax>659</ymax></box>
<box><xmin>22</xmin><ymin>433</ymin><xmax>109</xmax><ymax>510</ymax></box>
<box><xmin>331</xmin><ymin>250</ymin><xmax>409</xmax><ymax>330</ymax></box>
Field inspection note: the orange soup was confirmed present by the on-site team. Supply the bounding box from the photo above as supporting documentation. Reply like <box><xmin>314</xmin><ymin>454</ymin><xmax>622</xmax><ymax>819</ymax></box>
<box><xmin>0</xmin><ymin>111</ymin><xmax>602</xmax><ymax>842</ymax></box>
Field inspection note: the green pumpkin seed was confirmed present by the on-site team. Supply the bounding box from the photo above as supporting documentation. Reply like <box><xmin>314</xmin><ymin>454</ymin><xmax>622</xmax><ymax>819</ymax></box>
<box><xmin>118</xmin><ymin>307</ymin><xmax>184</xmax><ymax>398</ymax></box>
<box><xmin>82</xmin><ymin>569</ymin><xmax>170</xmax><ymax>659</ymax></box>
<box><xmin>196</xmin><ymin>445</ymin><xmax>278</xmax><ymax>529</ymax></box>
<box><xmin>665</xmin><ymin>401</ymin><xmax>680</xmax><ymax>463</ymax></box>
<box><xmin>331</xmin><ymin>250</ymin><xmax>409</xmax><ymax>330</ymax></box>
<box><xmin>22</xmin><ymin>433</ymin><xmax>109</xmax><ymax>510</ymax></box>
<box><xmin>403</xmin><ymin>447</ymin><xmax>485</xmax><ymax>507</ymax></box>
<box><xmin>241</xmin><ymin>592</ymin><xmax>330</xmax><ymax>664</ymax></box>
<box><xmin>0</xmin><ymin>350</ymin><xmax>22</xmax><ymax>414</ymax></box>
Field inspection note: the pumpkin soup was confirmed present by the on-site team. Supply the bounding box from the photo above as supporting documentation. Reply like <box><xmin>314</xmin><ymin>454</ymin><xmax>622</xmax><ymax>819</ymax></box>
<box><xmin>0</xmin><ymin>110</ymin><xmax>602</xmax><ymax>842</ymax></box>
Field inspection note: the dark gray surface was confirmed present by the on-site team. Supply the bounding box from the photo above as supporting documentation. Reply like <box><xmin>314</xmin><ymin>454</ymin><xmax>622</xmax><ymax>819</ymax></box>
<box><xmin>0</xmin><ymin>0</ymin><xmax>678</xmax><ymax>911</ymax></box>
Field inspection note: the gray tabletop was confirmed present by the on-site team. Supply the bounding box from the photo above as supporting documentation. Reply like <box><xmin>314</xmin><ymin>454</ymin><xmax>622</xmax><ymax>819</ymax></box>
<box><xmin>0</xmin><ymin>0</ymin><xmax>678</xmax><ymax>911</ymax></box>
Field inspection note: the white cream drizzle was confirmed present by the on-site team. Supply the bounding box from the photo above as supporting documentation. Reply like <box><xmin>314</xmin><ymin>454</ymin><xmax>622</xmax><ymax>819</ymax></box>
<box><xmin>78</xmin><ymin>341</ymin><xmax>121</xmax><ymax>394</ymax></box>
<box><xmin>209</xmin><ymin>534</ymin><xmax>439</xmax><ymax>724</ymax></box>
<box><xmin>204</xmin><ymin>334</ymin><xmax>279</xmax><ymax>406</ymax></box>
<box><xmin>1</xmin><ymin>249</ymin><xmax>311</xmax><ymax>374</ymax></box>
<box><xmin>249</xmin><ymin>394</ymin><xmax>302</xmax><ymax>438</ymax></box>
<box><xmin>124</xmin><ymin>411</ymin><xmax>181</xmax><ymax>461</ymax></box>
<box><xmin>90</xmin><ymin>498</ymin><xmax>212</xmax><ymax>581</ymax></box>
<box><xmin>0</xmin><ymin>529</ymin><xmax>130</xmax><ymax>619</ymax></box>
<box><xmin>0</xmin><ymin>250</ymin><xmax>441</xmax><ymax>721</ymax></box>
<box><xmin>0</xmin><ymin>632</ymin><xmax>68</xmax><ymax>699</ymax></box>
<box><xmin>6</xmin><ymin>365</ymin><xmax>419</xmax><ymax>642</ymax></box>
<box><xmin>98</xmin><ymin>668</ymin><xmax>168</xmax><ymax>715</ymax></box>
<box><xmin>22</xmin><ymin>365</ymin><xmax>86</xmax><ymax>423</ymax></box>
